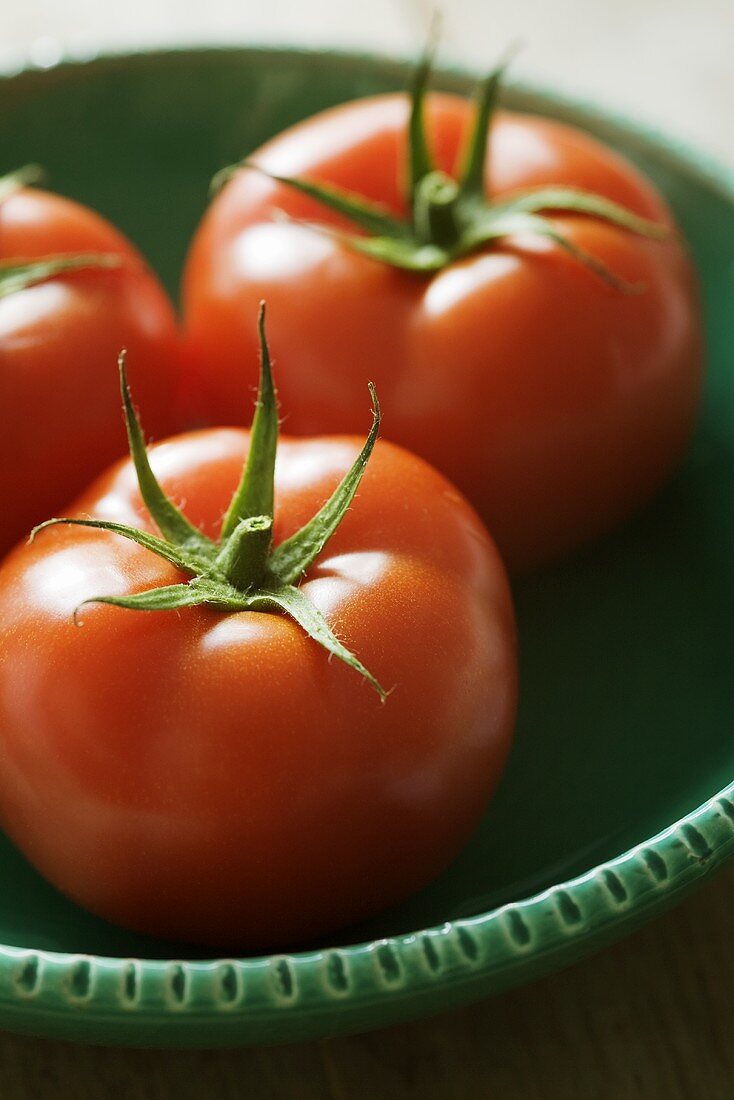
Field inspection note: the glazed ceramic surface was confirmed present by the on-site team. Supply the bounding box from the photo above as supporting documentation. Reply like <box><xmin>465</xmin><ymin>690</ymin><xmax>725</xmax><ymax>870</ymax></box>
<box><xmin>0</xmin><ymin>46</ymin><xmax>732</xmax><ymax>1047</ymax></box>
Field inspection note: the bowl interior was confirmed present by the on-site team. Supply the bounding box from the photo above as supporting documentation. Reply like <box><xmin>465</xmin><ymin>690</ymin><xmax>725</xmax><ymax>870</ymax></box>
<box><xmin>1</xmin><ymin>48</ymin><xmax>733</xmax><ymax>959</ymax></box>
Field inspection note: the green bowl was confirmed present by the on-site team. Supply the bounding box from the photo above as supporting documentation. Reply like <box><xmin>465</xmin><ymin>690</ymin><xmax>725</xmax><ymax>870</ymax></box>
<box><xmin>1</xmin><ymin>45</ymin><xmax>733</xmax><ymax>1049</ymax></box>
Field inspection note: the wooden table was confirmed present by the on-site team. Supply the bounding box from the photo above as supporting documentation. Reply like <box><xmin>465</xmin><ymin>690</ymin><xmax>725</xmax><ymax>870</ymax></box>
<box><xmin>2</xmin><ymin>859</ymin><xmax>732</xmax><ymax>1098</ymax></box>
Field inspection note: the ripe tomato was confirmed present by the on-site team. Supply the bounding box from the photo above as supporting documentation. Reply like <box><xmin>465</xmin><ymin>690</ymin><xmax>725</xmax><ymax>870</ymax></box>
<box><xmin>182</xmin><ymin>77</ymin><xmax>703</xmax><ymax>573</ymax></box>
<box><xmin>0</xmin><ymin>319</ymin><xmax>516</xmax><ymax>949</ymax></box>
<box><xmin>0</xmin><ymin>173</ymin><xmax>180</xmax><ymax>556</ymax></box>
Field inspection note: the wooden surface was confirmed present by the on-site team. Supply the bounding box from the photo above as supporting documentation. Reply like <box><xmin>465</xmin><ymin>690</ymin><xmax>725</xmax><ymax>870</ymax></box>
<box><xmin>1</xmin><ymin>860</ymin><xmax>733</xmax><ymax>1097</ymax></box>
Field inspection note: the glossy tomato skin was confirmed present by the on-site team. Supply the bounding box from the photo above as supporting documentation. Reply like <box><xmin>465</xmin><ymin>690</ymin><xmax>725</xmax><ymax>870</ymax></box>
<box><xmin>0</xmin><ymin>187</ymin><xmax>180</xmax><ymax>556</ymax></box>
<box><xmin>183</xmin><ymin>95</ymin><xmax>703</xmax><ymax>573</ymax></box>
<box><xmin>0</xmin><ymin>430</ymin><xmax>516</xmax><ymax>949</ymax></box>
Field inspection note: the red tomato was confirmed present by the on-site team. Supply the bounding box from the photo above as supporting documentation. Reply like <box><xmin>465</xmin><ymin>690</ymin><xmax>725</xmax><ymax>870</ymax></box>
<box><xmin>182</xmin><ymin>94</ymin><xmax>703</xmax><ymax>572</ymax></box>
<box><xmin>0</xmin><ymin>426</ymin><xmax>516</xmax><ymax>949</ymax></box>
<box><xmin>0</xmin><ymin>183</ymin><xmax>180</xmax><ymax>555</ymax></box>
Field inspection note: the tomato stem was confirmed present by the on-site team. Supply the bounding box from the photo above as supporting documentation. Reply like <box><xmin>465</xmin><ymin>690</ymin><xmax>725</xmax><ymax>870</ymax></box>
<box><xmin>413</xmin><ymin>171</ymin><xmax>461</xmax><ymax>249</ymax></box>
<box><xmin>215</xmin><ymin>514</ymin><xmax>273</xmax><ymax>590</ymax></box>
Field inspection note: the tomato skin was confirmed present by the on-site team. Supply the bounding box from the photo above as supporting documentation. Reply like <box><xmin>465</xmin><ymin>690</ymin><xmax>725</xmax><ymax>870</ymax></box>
<box><xmin>182</xmin><ymin>94</ymin><xmax>703</xmax><ymax>572</ymax></box>
<box><xmin>0</xmin><ymin>429</ymin><xmax>516</xmax><ymax>949</ymax></box>
<box><xmin>0</xmin><ymin>188</ymin><xmax>180</xmax><ymax>556</ymax></box>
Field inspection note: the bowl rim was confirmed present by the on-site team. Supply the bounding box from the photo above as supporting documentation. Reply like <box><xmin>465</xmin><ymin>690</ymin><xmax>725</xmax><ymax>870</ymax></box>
<box><xmin>1</xmin><ymin>40</ymin><xmax>733</xmax><ymax>1043</ymax></box>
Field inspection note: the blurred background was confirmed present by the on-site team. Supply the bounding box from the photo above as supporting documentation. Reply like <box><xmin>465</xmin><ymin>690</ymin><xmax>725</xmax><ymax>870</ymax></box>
<box><xmin>3</xmin><ymin>1</ymin><xmax>733</xmax><ymax>165</ymax></box>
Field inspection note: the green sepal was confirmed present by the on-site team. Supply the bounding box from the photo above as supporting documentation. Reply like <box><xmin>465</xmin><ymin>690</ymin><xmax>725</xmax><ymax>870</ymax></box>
<box><xmin>456</xmin><ymin>49</ymin><xmax>517</xmax><ymax>201</ymax></box>
<box><xmin>118</xmin><ymin>353</ymin><xmax>217</xmax><ymax>559</ymax></box>
<box><xmin>210</xmin><ymin>163</ymin><xmax>239</xmax><ymax>195</ymax></box>
<box><xmin>74</xmin><ymin>584</ymin><xmax>205</xmax><ymax>621</ymax></box>
<box><xmin>492</xmin><ymin>186</ymin><xmax>669</xmax><ymax>239</ymax></box>
<box><xmin>29</xmin><ymin>518</ymin><xmax>202</xmax><ymax>574</ymax></box>
<box><xmin>462</xmin><ymin>210</ymin><xmax>645</xmax><ymax>291</ymax></box>
<box><xmin>0</xmin><ymin>254</ymin><xmax>124</xmax><ymax>299</ymax></box>
<box><xmin>220</xmin><ymin>302</ymin><xmax>278</xmax><ymax>539</ymax></box>
<box><xmin>228</xmin><ymin>164</ymin><xmax>410</xmax><ymax>240</ymax></box>
<box><xmin>296</xmin><ymin>220</ymin><xmax>448</xmax><ymax>271</ymax></box>
<box><xmin>270</xmin><ymin>384</ymin><xmax>381</xmax><ymax>584</ymax></box>
<box><xmin>347</xmin><ymin>235</ymin><xmax>447</xmax><ymax>272</ymax></box>
<box><xmin>407</xmin><ymin>34</ymin><xmax>438</xmax><ymax>213</ymax></box>
<box><xmin>247</xmin><ymin>584</ymin><xmax>387</xmax><ymax>701</ymax></box>
<box><xmin>0</xmin><ymin>164</ymin><xmax>45</xmax><ymax>202</ymax></box>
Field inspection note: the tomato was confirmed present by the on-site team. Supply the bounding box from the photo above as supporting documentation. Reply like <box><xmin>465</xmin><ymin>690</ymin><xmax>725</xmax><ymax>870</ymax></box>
<box><xmin>182</xmin><ymin>74</ymin><xmax>703</xmax><ymax>573</ymax></box>
<box><xmin>0</xmin><ymin>314</ymin><xmax>516</xmax><ymax>949</ymax></box>
<box><xmin>0</xmin><ymin>172</ymin><xmax>180</xmax><ymax>556</ymax></box>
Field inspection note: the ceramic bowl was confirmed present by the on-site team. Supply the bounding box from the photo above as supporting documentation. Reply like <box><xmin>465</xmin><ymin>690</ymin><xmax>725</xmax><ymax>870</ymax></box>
<box><xmin>0</xmin><ymin>45</ymin><xmax>732</xmax><ymax>1047</ymax></box>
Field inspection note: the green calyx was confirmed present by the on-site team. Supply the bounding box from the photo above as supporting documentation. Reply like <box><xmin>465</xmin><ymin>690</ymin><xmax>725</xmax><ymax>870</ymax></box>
<box><xmin>0</xmin><ymin>254</ymin><xmax>125</xmax><ymax>299</ymax></box>
<box><xmin>0</xmin><ymin>165</ymin><xmax>124</xmax><ymax>297</ymax></box>
<box><xmin>31</xmin><ymin>303</ymin><xmax>387</xmax><ymax>700</ymax></box>
<box><xmin>0</xmin><ymin>163</ymin><xmax>44</xmax><ymax>201</ymax></box>
<box><xmin>213</xmin><ymin>49</ymin><xmax>667</xmax><ymax>287</ymax></box>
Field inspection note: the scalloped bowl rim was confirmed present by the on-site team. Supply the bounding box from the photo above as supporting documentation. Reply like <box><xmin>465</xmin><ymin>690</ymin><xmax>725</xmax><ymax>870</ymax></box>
<box><xmin>0</xmin><ymin>42</ymin><xmax>732</xmax><ymax>1043</ymax></box>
